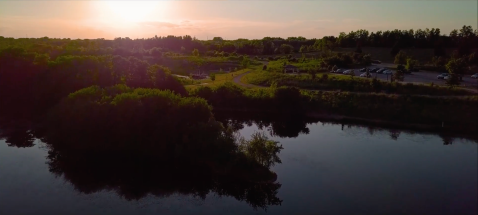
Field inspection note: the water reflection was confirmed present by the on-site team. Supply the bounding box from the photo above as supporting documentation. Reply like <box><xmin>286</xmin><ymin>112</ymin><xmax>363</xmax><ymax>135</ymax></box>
<box><xmin>215</xmin><ymin>113</ymin><xmax>312</xmax><ymax>138</ymax></box>
<box><xmin>46</xmin><ymin>149</ymin><xmax>282</xmax><ymax>209</ymax></box>
<box><xmin>0</xmin><ymin>121</ymin><xmax>35</xmax><ymax>148</ymax></box>
<box><xmin>214</xmin><ymin>112</ymin><xmax>477</xmax><ymax>145</ymax></box>
<box><xmin>0</xmin><ymin>117</ymin><xmax>283</xmax><ymax>211</ymax></box>
<box><xmin>1</xmin><ymin>115</ymin><xmax>477</xmax><ymax>215</ymax></box>
<box><xmin>1</xmin><ymin>116</ymin><xmax>475</xmax><ymax>150</ymax></box>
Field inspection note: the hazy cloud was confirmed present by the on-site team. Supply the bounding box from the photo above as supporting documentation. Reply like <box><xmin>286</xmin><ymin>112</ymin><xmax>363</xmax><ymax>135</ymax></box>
<box><xmin>140</xmin><ymin>21</ymin><xmax>180</xmax><ymax>29</ymax></box>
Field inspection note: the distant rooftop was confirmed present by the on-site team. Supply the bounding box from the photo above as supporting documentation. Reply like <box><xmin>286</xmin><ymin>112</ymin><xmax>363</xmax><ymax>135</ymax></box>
<box><xmin>283</xmin><ymin>65</ymin><xmax>298</xmax><ymax>69</ymax></box>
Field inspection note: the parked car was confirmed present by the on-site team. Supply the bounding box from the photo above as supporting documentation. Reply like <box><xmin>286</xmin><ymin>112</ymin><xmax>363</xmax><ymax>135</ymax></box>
<box><xmin>369</xmin><ymin>68</ymin><xmax>379</xmax><ymax>73</ymax></box>
<box><xmin>471</xmin><ymin>73</ymin><xmax>478</xmax><ymax>79</ymax></box>
<box><xmin>383</xmin><ymin>70</ymin><xmax>393</xmax><ymax>75</ymax></box>
<box><xmin>437</xmin><ymin>73</ymin><xmax>449</xmax><ymax>79</ymax></box>
<box><xmin>376</xmin><ymin>68</ymin><xmax>386</xmax><ymax>74</ymax></box>
<box><xmin>360</xmin><ymin>72</ymin><xmax>372</xmax><ymax>78</ymax></box>
<box><xmin>334</xmin><ymin>69</ymin><xmax>345</xmax><ymax>73</ymax></box>
<box><xmin>343</xmin><ymin>70</ymin><xmax>353</xmax><ymax>75</ymax></box>
<box><xmin>359</xmin><ymin>68</ymin><xmax>366</xmax><ymax>73</ymax></box>
<box><xmin>444</xmin><ymin>75</ymin><xmax>450</xmax><ymax>80</ymax></box>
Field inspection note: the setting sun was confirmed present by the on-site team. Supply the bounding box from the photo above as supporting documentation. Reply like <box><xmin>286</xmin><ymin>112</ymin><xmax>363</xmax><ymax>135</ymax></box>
<box><xmin>97</xmin><ymin>1</ymin><xmax>163</xmax><ymax>23</ymax></box>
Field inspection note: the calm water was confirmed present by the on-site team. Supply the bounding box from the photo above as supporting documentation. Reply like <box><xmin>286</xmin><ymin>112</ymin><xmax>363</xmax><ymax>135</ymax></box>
<box><xmin>1</xmin><ymin>121</ymin><xmax>477</xmax><ymax>215</ymax></box>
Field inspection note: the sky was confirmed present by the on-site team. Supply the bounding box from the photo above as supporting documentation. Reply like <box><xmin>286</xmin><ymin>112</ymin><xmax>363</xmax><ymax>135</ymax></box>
<box><xmin>0</xmin><ymin>0</ymin><xmax>476</xmax><ymax>40</ymax></box>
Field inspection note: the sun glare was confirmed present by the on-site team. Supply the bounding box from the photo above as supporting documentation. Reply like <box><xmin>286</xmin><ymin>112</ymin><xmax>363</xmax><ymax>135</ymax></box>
<box><xmin>98</xmin><ymin>1</ymin><xmax>162</xmax><ymax>23</ymax></box>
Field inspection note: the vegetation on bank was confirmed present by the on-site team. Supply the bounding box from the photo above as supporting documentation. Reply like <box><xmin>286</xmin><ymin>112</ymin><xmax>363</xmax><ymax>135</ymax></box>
<box><xmin>30</xmin><ymin>84</ymin><xmax>284</xmax><ymax>210</ymax></box>
<box><xmin>47</xmin><ymin>85</ymin><xmax>213</xmax><ymax>152</ymax></box>
<box><xmin>242</xmin><ymin>70</ymin><xmax>473</xmax><ymax>96</ymax></box>
<box><xmin>189</xmin><ymin>83</ymin><xmax>478</xmax><ymax>133</ymax></box>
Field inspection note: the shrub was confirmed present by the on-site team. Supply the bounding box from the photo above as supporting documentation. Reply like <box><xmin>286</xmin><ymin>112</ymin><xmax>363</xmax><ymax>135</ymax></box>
<box><xmin>47</xmin><ymin>85</ymin><xmax>215</xmax><ymax>153</ymax></box>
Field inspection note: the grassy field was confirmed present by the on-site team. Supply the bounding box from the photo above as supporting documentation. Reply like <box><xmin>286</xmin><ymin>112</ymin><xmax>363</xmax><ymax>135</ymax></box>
<box><xmin>240</xmin><ymin>69</ymin><xmax>472</xmax><ymax>95</ymax></box>
<box><xmin>184</xmin><ymin>69</ymin><xmax>250</xmax><ymax>90</ymax></box>
<box><xmin>242</xmin><ymin>67</ymin><xmax>356</xmax><ymax>86</ymax></box>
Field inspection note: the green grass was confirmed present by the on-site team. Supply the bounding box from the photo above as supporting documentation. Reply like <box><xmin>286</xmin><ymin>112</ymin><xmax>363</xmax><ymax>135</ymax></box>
<box><xmin>265</xmin><ymin>59</ymin><xmax>325</xmax><ymax>72</ymax></box>
<box><xmin>242</xmin><ymin>69</ymin><xmax>351</xmax><ymax>87</ymax></box>
<box><xmin>184</xmin><ymin>69</ymin><xmax>249</xmax><ymax>90</ymax></box>
<box><xmin>168</xmin><ymin>55</ymin><xmax>228</xmax><ymax>63</ymax></box>
<box><xmin>241</xmin><ymin>69</ymin><xmax>472</xmax><ymax>95</ymax></box>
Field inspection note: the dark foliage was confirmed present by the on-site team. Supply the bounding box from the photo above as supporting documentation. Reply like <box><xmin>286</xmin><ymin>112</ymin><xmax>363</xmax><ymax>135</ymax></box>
<box><xmin>0</xmin><ymin>48</ymin><xmax>186</xmax><ymax>119</ymax></box>
<box><xmin>190</xmin><ymin>84</ymin><xmax>478</xmax><ymax>134</ymax></box>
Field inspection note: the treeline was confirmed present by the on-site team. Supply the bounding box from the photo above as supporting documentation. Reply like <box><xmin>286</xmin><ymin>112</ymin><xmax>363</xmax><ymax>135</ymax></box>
<box><xmin>0</xmin><ymin>47</ymin><xmax>186</xmax><ymax>119</ymax></box>
<box><xmin>1</xmin><ymin>25</ymin><xmax>476</xmax><ymax>57</ymax></box>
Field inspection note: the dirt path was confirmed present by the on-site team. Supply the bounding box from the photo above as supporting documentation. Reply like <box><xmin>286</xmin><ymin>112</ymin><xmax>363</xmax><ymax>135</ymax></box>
<box><xmin>232</xmin><ymin>61</ymin><xmax>269</xmax><ymax>88</ymax></box>
<box><xmin>232</xmin><ymin>71</ymin><xmax>264</xmax><ymax>88</ymax></box>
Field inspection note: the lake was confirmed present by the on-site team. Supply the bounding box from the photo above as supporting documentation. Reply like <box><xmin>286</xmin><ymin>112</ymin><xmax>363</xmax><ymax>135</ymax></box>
<box><xmin>1</xmin><ymin>119</ymin><xmax>477</xmax><ymax>215</ymax></box>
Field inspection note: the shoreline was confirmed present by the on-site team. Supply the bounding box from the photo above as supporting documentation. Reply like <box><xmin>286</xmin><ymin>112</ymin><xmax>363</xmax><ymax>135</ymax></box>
<box><xmin>212</xmin><ymin>108</ymin><xmax>478</xmax><ymax>138</ymax></box>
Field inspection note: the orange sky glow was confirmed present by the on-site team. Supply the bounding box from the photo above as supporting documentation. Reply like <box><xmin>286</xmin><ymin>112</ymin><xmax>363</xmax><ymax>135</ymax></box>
<box><xmin>0</xmin><ymin>1</ymin><xmax>476</xmax><ymax>39</ymax></box>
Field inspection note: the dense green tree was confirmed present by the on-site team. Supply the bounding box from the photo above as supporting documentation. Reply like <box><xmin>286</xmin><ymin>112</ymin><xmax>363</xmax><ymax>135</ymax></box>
<box><xmin>405</xmin><ymin>58</ymin><xmax>418</xmax><ymax>71</ymax></box>
<box><xmin>279</xmin><ymin>44</ymin><xmax>294</xmax><ymax>54</ymax></box>
<box><xmin>394</xmin><ymin>51</ymin><xmax>408</xmax><ymax>64</ymax></box>
<box><xmin>238</xmin><ymin>131</ymin><xmax>283</xmax><ymax>169</ymax></box>
<box><xmin>192</xmin><ymin>49</ymin><xmax>199</xmax><ymax>56</ymax></box>
<box><xmin>299</xmin><ymin>45</ymin><xmax>307</xmax><ymax>53</ymax></box>
<box><xmin>241</xmin><ymin>56</ymin><xmax>250</xmax><ymax>68</ymax></box>
<box><xmin>446</xmin><ymin>57</ymin><xmax>467</xmax><ymax>81</ymax></box>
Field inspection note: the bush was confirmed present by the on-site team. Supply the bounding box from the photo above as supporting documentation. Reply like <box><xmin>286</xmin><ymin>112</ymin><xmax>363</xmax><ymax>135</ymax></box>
<box><xmin>47</xmin><ymin>85</ymin><xmax>216</xmax><ymax>153</ymax></box>
<box><xmin>394</xmin><ymin>51</ymin><xmax>407</xmax><ymax>64</ymax></box>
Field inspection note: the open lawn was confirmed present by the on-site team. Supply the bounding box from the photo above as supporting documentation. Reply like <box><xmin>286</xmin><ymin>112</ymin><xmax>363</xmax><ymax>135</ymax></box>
<box><xmin>242</xmin><ymin>68</ymin><xmax>352</xmax><ymax>86</ymax></box>
<box><xmin>240</xmin><ymin>69</ymin><xmax>473</xmax><ymax>96</ymax></box>
<box><xmin>184</xmin><ymin>69</ymin><xmax>250</xmax><ymax>90</ymax></box>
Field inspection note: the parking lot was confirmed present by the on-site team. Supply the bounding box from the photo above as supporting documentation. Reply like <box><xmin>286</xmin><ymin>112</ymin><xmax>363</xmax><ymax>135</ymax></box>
<box><xmin>348</xmin><ymin>63</ymin><xmax>478</xmax><ymax>88</ymax></box>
